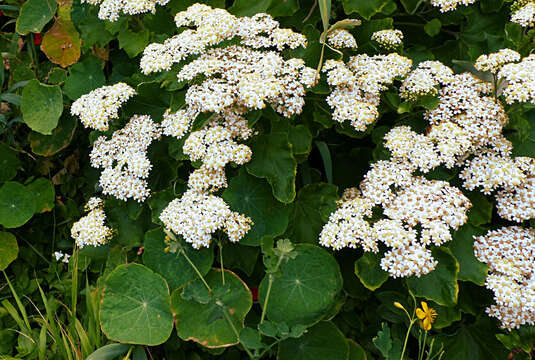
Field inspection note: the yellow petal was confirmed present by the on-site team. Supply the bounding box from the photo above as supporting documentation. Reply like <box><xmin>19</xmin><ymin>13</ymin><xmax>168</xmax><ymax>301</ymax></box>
<box><xmin>421</xmin><ymin>301</ymin><xmax>429</xmax><ymax>312</ymax></box>
<box><xmin>416</xmin><ymin>308</ymin><xmax>426</xmax><ymax>319</ymax></box>
<box><xmin>423</xmin><ymin>318</ymin><xmax>432</xmax><ymax>331</ymax></box>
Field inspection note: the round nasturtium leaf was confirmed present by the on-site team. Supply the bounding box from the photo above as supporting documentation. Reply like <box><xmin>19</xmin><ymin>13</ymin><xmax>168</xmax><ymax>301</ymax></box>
<box><xmin>348</xmin><ymin>339</ymin><xmax>367</xmax><ymax>360</ymax></box>
<box><xmin>100</xmin><ymin>263</ymin><xmax>173</xmax><ymax>345</ymax></box>
<box><xmin>0</xmin><ymin>232</ymin><xmax>18</xmax><ymax>271</ymax></box>
<box><xmin>21</xmin><ymin>80</ymin><xmax>63</xmax><ymax>135</ymax></box>
<box><xmin>0</xmin><ymin>182</ymin><xmax>37</xmax><ymax>228</ymax></box>
<box><xmin>142</xmin><ymin>228</ymin><xmax>214</xmax><ymax>291</ymax></box>
<box><xmin>29</xmin><ymin>115</ymin><xmax>77</xmax><ymax>157</ymax></box>
<box><xmin>258</xmin><ymin>244</ymin><xmax>343</xmax><ymax>327</ymax></box>
<box><xmin>0</xmin><ymin>144</ymin><xmax>20</xmax><ymax>183</ymax></box>
<box><xmin>171</xmin><ymin>269</ymin><xmax>252</xmax><ymax>348</ymax></box>
<box><xmin>26</xmin><ymin>178</ymin><xmax>55</xmax><ymax>213</ymax></box>
<box><xmin>15</xmin><ymin>0</ymin><xmax>57</xmax><ymax>35</ymax></box>
<box><xmin>278</xmin><ymin>321</ymin><xmax>349</xmax><ymax>360</ymax></box>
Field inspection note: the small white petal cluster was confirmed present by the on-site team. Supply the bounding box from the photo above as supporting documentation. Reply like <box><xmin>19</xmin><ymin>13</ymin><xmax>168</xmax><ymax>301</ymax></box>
<box><xmin>474</xmin><ymin>48</ymin><xmax>520</xmax><ymax>73</ymax></box>
<box><xmin>511</xmin><ymin>1</ymin><xmax>535</xmax><ymax>28</ymax></box>
<box><xmin>70</xmin><ymin>83</ymin><xmax>136</xmax><ymax>131</ymax></box>
<box><xmin>81</xmin><ymin>0</ymin><xmax>169</xmax><ymax>21</ymax></box>
<box><xmin>499</xmin><ymin>54</ymin><xmax>535</xmax><ymax>105</ymax></box>
<box><xmin>474</xmin><ymin>227</ymin><xmax>535</xmax><ymax>329</ymax></box>
<box><xmin>53</xmin><ymin>251</ymin><xmax>71</xmax><ymax>264</ymax></box>
<box><xmin>90</xmin><ymin>115</ymin><xmax>162</xmax><ymax>202</ymax></box>
<box><xmin>430</xmin><ymin>0</ymin><xmax>478</xmax><ymax>12</ymax></box>
<box><xmin>323</xmin><ymin>54</ymin><xmax>412</xmax><ymax>131</ymax></box>
<box><xmin>371</xmin><ymin>29</ymin><xmax>403</xmax><ymax>50</ymax></box>
<box><xmin>399</xmin><ymin>61</ymin><xmax>454</xmax><ymax>101</ymax></box>
<box><xmin>320</xmin><ymin>160</ymin><xmax>471</xmax><ymax>278</ymax></box>
<box><xmin>496</xmin><ymin>158</ymin><xmax>535</xmax><ymax>222</ymax></box>
<box><xmin>71</xmin><ymin>197</ymin><xmax>113</xmax><ymax>248</ymax></box>
<box><xmin>384</xmin><ymin>126</ymin><xmax>440</xmax><ymax>173</ymax></box>
<box><xmin>140</xmin><ymin>4</ymin><xmax>307</xmax><ymax>75</ymax></box>
<box><xmin>327</xmin><ymin>29</ymin><xmax>358</xmax><ymax>49</ymax></box>
<box><xmin>159</xmin><ymin>189</ymin><xmax>253</xmax><ymax>249</ymax></box>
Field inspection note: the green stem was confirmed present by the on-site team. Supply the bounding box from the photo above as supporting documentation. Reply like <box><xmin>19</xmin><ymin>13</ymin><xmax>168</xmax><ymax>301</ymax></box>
<box><xmin>400</xmin><ymin>319</ymin><xmax>416</xmax><ymax>360</ymax></box>
<box><xmin>257</xmin><ymin>339</ymin><xmax>281</xmax><ymax>359</ymax></box>
<box><xmin>219</xmin><ymin>300</ymin><xmax>255</xmax><ymax>359</ymax></box>
<box><xmin>419</xmin><ymin>331</ymin><xmax>428</xmax><ymax>360</ymax></box>
<box><xmin>123</xmin><ymin>346</ymin><xmax>134</xmax><ymax>360</ymax></box>
<box><xmin>260</xmin><ymin>256</ymin><xmax>284</xmax><ymax>324</ymax></box>
<box><xmin>219</xmin><ymin>242</ymin><xmax>225</xmax><ymax>285</ymax></box>
<box><xmin>179</xmin><ymin>248</ymin><xmax>213</xmax><ymax>294</ymax></box>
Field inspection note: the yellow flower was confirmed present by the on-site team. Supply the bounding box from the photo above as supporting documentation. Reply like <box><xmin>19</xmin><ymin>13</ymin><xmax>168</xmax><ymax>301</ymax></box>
<box><xmin>416</xmin><ymin>301</ymin><xmax>437</xmax><ymax>331</ymax></box>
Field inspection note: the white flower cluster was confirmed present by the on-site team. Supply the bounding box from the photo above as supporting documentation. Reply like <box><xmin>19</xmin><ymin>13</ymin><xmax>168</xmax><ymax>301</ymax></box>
<box><xmin>70</xmin><ymin>83</ymin><xmax>136</xmax><ymax>131</ymax></box>
<box><xmin>498</xmin><ymin>54</ymin><xmax>535</xmax><ymax>105</ymax></box>
<box><xmin>327</xmin><ymin>29</ymin><xmax>358</xmax><ymax>49</ymax></box>
<box><xmin>71</xmin><ymin>197</ymin><xmax>113</xmax><ymax>248</ymax></box>
<box><xmin>53</xmin><ymin>251</ymin><xmax>71</xmax><ymax>264</ymax></box>
<box><xmin>474</xmin><ymin>226</ymin><xmax>535</xmax><ymax>329</ymax></box>
<box><xmin>496</xmin><ymin>158</ymin><xmax>535</xmax><ymax>222</ymax></box>
<box><xmin>320</xmin><ymin>160</ymin><xmax>471</xmax><ymax>278</ymax></box>
<box><xmin>474</xmin><ymin>48</ymin><xmax>520</xmax><ymax>73</ymax></box>
<box><xmin>371</xmin><ymin>29</ymin><xmax>404</xmax><ymax>50</ymax></box>
<box><xmin>140</xmin><ymin>4</ymin><xmax>307</xmax><ymax>75</ymax></box>
<box><xmin>90</xmin><ymin>115</ymin><xmax>162</xmax><ymax>202</ymax></box>
<box><xmin>430</xmin><ymin>0</ymin><xmax>478</xmax><ymax>12</ymax></box>
<box><xmin>400</xmin><ymin>61</ymin><xmax>454</xmax><ymax>101</ymax></box>
<box><xmin>323</xmin><ymin>54</ymin><xmax>412</xmax><ymax>131</ymax></box>
<box><xmin>511</xmin><ymin>1</ymin><xmax>535</xmax><ymax>28</ymax></box>
<box><xmin>81</xmin><ymin>0</ymin><xmax>169</xmax><ymax>21</ymax></box>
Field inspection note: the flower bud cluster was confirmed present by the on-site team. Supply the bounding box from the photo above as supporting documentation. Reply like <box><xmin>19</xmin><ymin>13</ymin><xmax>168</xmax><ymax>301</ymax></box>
<box><xmin>90</xmin><ymin>115</ymin><xmax>162</xmax><ymax>202</ymax></box>
<box><xmin>71</xmin><ymin>197</ymin><xmax>113</xmax><ymax>248</ymax></box>
<box><xmin>399</xmin><ymin>61</ymin><xmax>454</xmax><ymax>101</ymax></box>
<box><xmin>474</xmin><ymin>226</ymin><xmax>535</xmax><ymax>329</ymax></box>
<box><xmin>474</xmin><ymin>48</ymin><xmax>520</xmax><ymax>73</ymax></box>
<box><xmin>371</xmin><ymin>29</ymin><xmax>404</xmax><ymax>50</ymax></box>
<box><xmin>327</xmin><ymin>29</ymin><xmax>358</xmax><ymax>49</ymax></box>
<box><xmin>70</xmin><ymin>83</ymin><xmax>136</xmax><ymax>131</ymax></box>
<box><xmin>498</xmin><ymin>54</ymin><xmax>535</xmax><ymax>105</ymax></box>
<box><xmin>323</xmin><ymin>54</ymin><xmax>412</xmax><ymax>131</ymax></box>
<box><xmin>81</xmin><ymin>0</ymin><xmax>169</xmax><ymax>21</ymax></box>
<box><xmin>511</xmin><ymin>1</ymin><xmax>535</xmax><ymax>28</ymax></box>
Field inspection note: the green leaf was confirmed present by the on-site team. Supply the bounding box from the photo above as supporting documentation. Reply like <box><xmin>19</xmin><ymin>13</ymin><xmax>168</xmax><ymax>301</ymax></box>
<box><xmin>47</xmin><ymin>68</ymin><xmax>68</xmax><ymax>84</ymax></box>
<box><xmin>29</xmin><ymin>115</ymin><xmax>77</xmax><ymax>157</ymax></box>
<box><xmin>267</xmin><ymin>0</ymin><xmax>299</xmax><ymax>17</ymax></box>
<box><xmin>239</xmin><ymin>327</ymin><xmax>264</xmax><ymax>350</ymax></box>
<box><xmin>342</xmin><ymin>0</ymin><xmax>390</xmax><ymax>20</ymax></box>
<box><xmin>64</xmin><ymin>57</ymin><xmax>105</xmax><ymax>101</ymax></box>
<box><xmin>0</xmin><ymin>232</ymin><xmax>18</xmax><ymax>271</ymax></box>
<box><xmin>142</xmin><ymin>228</ymin><xmax>213</xmax><ymax>291</ymax></box>
<box><xmin>318</xmin><ymin>0</ymin><xmax>332</xmax><ymax>32</ymax></box>
<box><xmin>86</xmin><ymin>344</ymin><xmax>131</xmax><ymax>360</ymax></box>
<box><xmin>0</xmin><ymin>182</ymin><xmax>36</xmax><ymax>228</ymax></box>
<box><xmin>118</xmin><ymin>29</ymin><xmax>150</xmax><ymax>58</ymax></box>
<box><xmin>229</xmin><ymin>0</ymin><xmax>272</xmax><ymax>16</ymax></box>
<box><xmin>288</xmin><ymin>125</ymin><xmax>313</xmax><ymax>156</ymax></box>
<box><xmin>221</xmin><ymin>243</ymin><xmax>260</xmax><ymax>276</ymax></box>
<box><xmin>496</xmin><ymin>325</ymin><xmax>535</xmax><ymax>353</ymax></box>
<box><xmin>100</xmin><ymin>263</ymin><xmax>173</xmax><ymax>345</ymax></box>
<box><xmin>106</xmin><ymin>201</ymin><xmax>147</xmax><ymax>249</ymax></box>
<box><xmin>424</xmin><ymin>19</ymin><xmax>442</xmax><ymax>37</ymax></box>
<box><xmin>246</xmin><ymin>132</ymin><xmax>297</xmax><ymax>203</ymax></box>
<box><xmin>278</xmin><ymin>322</ymin><xmax>349</xmax><ymax>360</ymax></box>
<box><xmin>406</xmin><ymin>247</ymin><xmax>459</xmax><ymax>307</ymax></box>
<box><xmin>259</xmin><ymin>244</ymin><xmax>343</xmax><ymax>327</ymax></box>
<box><xmin>222</xmin><ymin>169</ymin><xmax>291</xmax><ymax>246</ymax></box>
<box><xmin>26</xmin><ymin>178</ymin><xmax>55</xmax><ymax>213</ymax></box>
<box><xmin>21</xmin><ymin>80</ymin><xmax>63</xmax><ymax>135</ymax></box>
<box><xmin>355</xmin><ymin>252</ymin><xmax>389</xmax><ymax>291</ymax></box>
<box><xmin>171</xmin><ymin>269</ymin><xmax>252</xmax><ymax>348</ymax></box>
<box><xmin>509</xmin><ymin>110</ymin><xmax>535</xmax><ymax>157</ymax></box>
<box><xmin>373</xmin><ymin>323</ymin><xmax>392</xmax><ymax>358</ymax></box>
<box><xmin>41</xmin><ymin>17</ymin><xmax>82</xmax><ymax>68</ymax></box>
<box><xmin>466</xmin><ymin>192</ymin><xmax>493</xmax><ymax>226</ymax></box>
<box><xmin>400</xmin><ymin>0</ymin><xmax>423</xmax><ymax>13</ymax></box>
<box><xmin>448</xmin><ymin>224</ymin><xmax>489</xmax><ymax>286</ymax></box>
<box><xmin>15</xmin><ymin>0</ymin><xmax>57</xmax><ymax>35</ymax></box>
<box><xmin>438</xmin><ymin>317</ymin><xmax>508</xmax><ymax>360</ymax></box>
<box><xmin>0</xmin><ymin>144</ymin><xmax>20</xmax><ymax>183</ymax></box>
<box><xmin>348</xmin><ymin>339</ymin><xmax>367</xmax><ymax>360</ymax></box>
<box><xmin>124</xmin><ymin>82</ymin><xmax>171</xmax><ymax>121</ymax></box>
<box><xmin>285</xmin><ymin>183</ymin><xmax>338</xmax><ymax>244</ymax></box>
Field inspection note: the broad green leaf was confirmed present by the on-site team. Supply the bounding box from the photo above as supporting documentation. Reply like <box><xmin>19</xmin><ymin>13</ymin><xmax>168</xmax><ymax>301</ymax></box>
<box><xmin>41</xmin><ymin>18</ymin><xmax>81</xmax><ymax>68</ymax></box>
<box><xmin>259</xmin><ymin>244</ymin><xmax>343</xmax><ymax>327</ymax></box>
<box><xmin>285</xmin><ymin>183</ymin><xmax>338</xmax><ymax>244</ymax></box>
<box><xmin>342</xmin><ymin>0</ymin><xmax>391</xmax><ymax>20</ymax></box>
<box><xmin>0</xmin><ymin>232</ymin><xmax>18</xmax><ymax>271</ymax></box>
<box><xmin>509</xmin><ymin>110</ymin><xmax>535</xmax><ymax>157</ymax></box>
<box><xmin>278</xmin><ymin>322</ymin><xmax>348</xmax><ymax>360</ymax></box>
<box><xmin>228</xmin><ymin>0</ymin><xmax>272</xmax><ymax>16</ymax></box>
<box><xmin>142</xmin><ymin>228</ymin><xmax>213</xmax><ymax>291</ymax></box>
<box><xmin>355</xmin><ymin>252</ymin><xmax>389</xmax><ymax>291</ymax></box>
<box><xmin>124</xmin><ymin>82</ymin><xmax>171</xmax><ymax>121</ymax></box>
<box><xmin>246</xmin><ymin>132</ymin><xmax>297</xmax><ymax>203</ymax></box>
<box><xmin>15</xmin><ymin>0</ymin><xmax>57</xmax><ymax>35</ymax></box>
<box><xmin>21</xmin><ymin>80</ymin><xmax>63</xmax><ymax>135</ymax></box>
<box><xmin>424</xmin><ymin>19</ymin><xmax>442</xmax><ymax>37</ymax></box>
<box><xmin>373</xmin><ymin>323</ymin><xmax>392</xmax><ymax>358</ymax></box>
<box><xmin>223</xmin><ymin>169</ymin><xmax>291</xmax><ymax>246</ymax></box>
<box><xmin>118</xmin><ymin>29</ymin><xmax>150</xmax><ymax>58</ymax></box>
<box><xmin>29</xmin><ymin>115</ymin><xmax>77</xmax><ymax>156</ymax></box>
<box><xmin>448</xmin><ymin>224</ymin><xmax>489</xmax><ymax>285</ymax></box>
<box><xmin>438</xmin><ymin>317</ymin><xmax>508</xmax><ymax>360</ymax></box>
<box><xmin>466</xmin><ymin>192</ymin><xmax>493</xmax><ymax>226</ymax></box>
<box><xmin>221</xmin><ymin>243</ymin><xmax>260</xmax><ymax>276</ymax></box>
<box><xmin>348</xmin><ymin>339</ymin><xmax>367</xmax><ymax>360</ymax></box>
<box><xmin>106</xmin><ymin>200</ymin><xmax>148</xmax><ymax>249</ymax></box>
<box><xmin>0</xmin><ymin>144</ymin><xmax>20</xmax><ymax>183</ymax></box>
<box><xmin>47</xmin><ymin>68</ymin><xmax>68</xmax><ymax>84</ymax></box>
<box><xmin>496</xmin><ymin>325</ymin><xmax>535</xmax><ymax>353</ymax></box>
<box><xmin>100</xmin><ymin>263</ymin><xmax>173</xmax><ymax>345</ymax></box>
<box><xmin>26</xmin><ymin>178</ymin><xmax>55</xmax><ymax>213</ymax></box>
<box><xmin>239</xmin><ymin>327</ymin><xmax>264</xmax><ymax>350</ymax></box>
<box><xmin>0</xmin><ymin>182</ymin><xmax>37</xmax><ymax>228</ymax></box>
<box><xmin>171</xmin><ymin>269</ymin><xmax>252</xmax><ymax>348</ymax></box>
<box><xmin>267</xmin><ymin>0</ymin><xmax>299</xmax><ymax>17</ymax></box>
<box><xmin>406</xmin><ymin>247</ymin><xmax>459</xmax><ymax>307</ymax></box>
<box><xmin>86</xmin><ymin>344</ymin><xmax>131</xmax><ymax>360</ymax></box>
<box><xmin>64</xmin><ymin>57</ymin><xmax>105</xmax><ymax>100</ymax></box>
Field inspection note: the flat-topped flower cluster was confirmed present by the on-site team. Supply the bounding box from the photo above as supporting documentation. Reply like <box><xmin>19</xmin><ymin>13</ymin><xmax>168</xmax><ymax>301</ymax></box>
<box><xmin>81</xmin><ymin>0</ymin><xmax>170</xmax><ymax>21</ymax></box>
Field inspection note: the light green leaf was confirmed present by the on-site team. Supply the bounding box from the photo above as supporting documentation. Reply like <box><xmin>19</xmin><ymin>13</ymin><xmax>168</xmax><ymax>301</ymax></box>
<box><xmin>228</xmin><ymin>0</ymin><xmax>272</xmax><ymax>16</ymax></box>
<box><xmin>21</xmin><ymin>80</ymin><xmax>63</xmax><ymax>135</ymax></box>
<box><xmin>348</xmin><ymin>339</ymin><xmax>367</xmax><ymax>360</ymax></box>
<box><xmin>86</xmin><ymin>344</ymin><xmax>131</xmax><ymax>360</ymax></box>
<box><xmin>448</xmin><ymin>224</ymin><xmax>489</xmax><ymax>285</ymax></box>
<box><xmin>64</xmin><ymin>57</ymin><xmax>106</xmax><ymax>100</ymax></box>
<box><xmin>118</xmin><ymin>29</ymin><xmax>150</xmax><ymax>58</ymax></box>
<box><xmin>0</xmin><ymin>232</ymin><xmax>18</xmax><ymax>271</ymax></box>
<box><xmin>26</xmin><ymin>178</ymin><xmax>55</xmax><ymax>213</ymax></box>
<box><xmin>342</xmin><ymin>0</ymin><xmax>390</xmax><ymax>20</ymax></box>
<box><xmin>15</xmin><ymin>0</ymin><xmax>57</xmax><ymax>35</ymax></box>
<box><xmin>0</xmin><ymin>182</ymin><xmax>36</xmax><ymax>228</ymax></box>
<box><xmin>355</xmin><ymin>252</ymin><xmax>389</xmax><ymax>291</ymax></box>
<box><xmin>424</xmin><ymin>18</ymin><xmax>442</xmax><ymax>37</ymax></box>
<box><xmin>100</xmin><ymin>263</ymin><xmax>173</xmax><ymax>345</ymax></box>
